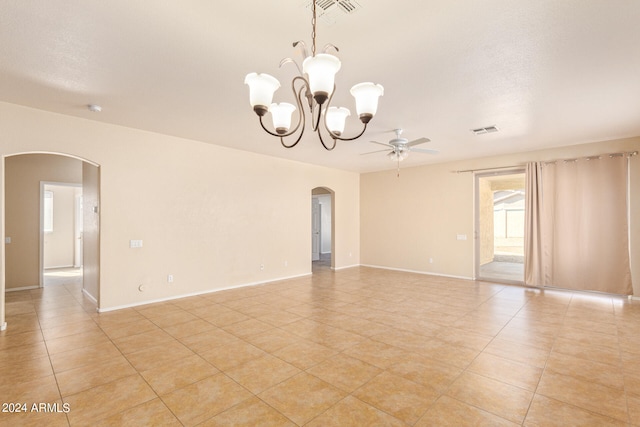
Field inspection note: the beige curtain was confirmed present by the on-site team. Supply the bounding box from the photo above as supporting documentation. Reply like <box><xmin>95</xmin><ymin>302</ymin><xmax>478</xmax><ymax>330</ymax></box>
<box><xmin>524</xmin><ymin>162</ymin><xmax>544</xmax><ymax>286</ymax></box>
<box><xmin>525</xmin><ymin>156</ymin><xmax>632</xmax><ymax>295</ymax></box>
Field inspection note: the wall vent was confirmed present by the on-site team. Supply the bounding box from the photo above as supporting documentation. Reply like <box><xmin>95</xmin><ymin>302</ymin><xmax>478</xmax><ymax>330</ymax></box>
<box><xmin>304</xmin><ymin>0</ymin><xmax>362</xmax><ymax>25</ymax></box>
<box><xmin>471</xmin><ymin>126</ymin><xmax>499</xmax><ymax>135</ymax></box>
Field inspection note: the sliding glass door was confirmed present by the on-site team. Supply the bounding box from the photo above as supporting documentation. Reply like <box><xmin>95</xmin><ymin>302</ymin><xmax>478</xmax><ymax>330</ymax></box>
<box><xmin>475</xmin><ymin>170</ymin><xmax>525</xmax><ymax>283</ymax></box>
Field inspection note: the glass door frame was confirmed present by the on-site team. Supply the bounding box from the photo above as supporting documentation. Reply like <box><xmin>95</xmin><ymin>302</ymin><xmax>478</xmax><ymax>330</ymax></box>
<box><xmin>474</xmin><ymin>168</ymin><xmax>526</xmax><ymax>284</ymax></box>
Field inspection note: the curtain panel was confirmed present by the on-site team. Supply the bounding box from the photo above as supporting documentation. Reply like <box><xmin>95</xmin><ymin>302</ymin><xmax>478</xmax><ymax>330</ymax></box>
<box><xmin>524</xmin><ymin>162</ymin><xmax>544</xmax><ymax>287</ymax></box>
<box><xmin>524</xmin><ymin>156</ymin><xmax>632</xmax><ymax>295</ymax></box>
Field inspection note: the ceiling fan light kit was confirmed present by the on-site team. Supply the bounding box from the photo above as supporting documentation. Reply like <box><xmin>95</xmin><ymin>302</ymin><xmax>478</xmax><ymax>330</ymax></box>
<box><xmin>388</xmin><ymin>150</ymin><xmax>409</xmax><ymax>161</ymax></box>
<box><xmin>245</xmin><ymin>0</ymin><xmax>383</xmax><ymax>150</ymax></box>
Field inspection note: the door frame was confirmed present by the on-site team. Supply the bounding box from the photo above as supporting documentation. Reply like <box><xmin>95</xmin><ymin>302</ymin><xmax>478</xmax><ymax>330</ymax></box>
<box><xmin>311</xmin><ymin>187</ymin><xmax>335</xmax><ymax>270</ymax></box>
<box><xmin>39</xmin><ymin>181</ymin><xmax>82</xmax><ymax>287</ymax></box>
<box><xmin>74</xmin><ymin>192</ymin><xmax>83</xmax><ymax>268</ymax></box>
<box><xmin>312</xmin><ymin>197</ymin><xmax>321</xmax><ymax>261</ymax></box>
<box><xmin>474</xmin><ymin>168</ymin><xmax>525</xmax><ymax>282</ymax></box>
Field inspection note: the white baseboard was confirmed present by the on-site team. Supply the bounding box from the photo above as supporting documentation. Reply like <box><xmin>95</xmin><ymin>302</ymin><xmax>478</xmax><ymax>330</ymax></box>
<box><xmin>44</xmin><ymin>265</ymin><xmax>75</xmax><ymax>270</ymax></box>
<box><xmin>332</xmin><ymin>263</ymin><xmax>360</xmax><ymax>271</ymax></box>
<box><xmin>5</xmin><ymin>285</ymin><xmax>40</xmax><ymax>292</ymax></box>
<box><xmin>82</xmin><ymin>288</ymin><xmax>98</xmax><ymax>304</ymax></box>
<box><xmin>359</xmin><ymin>264</ymin><xmax>473</xmax><ymax>281</ymax></box>
<box><xmin>98</xmin><ymin>272</ymin><xmax>312</xmax><ymax>313</ymax></box>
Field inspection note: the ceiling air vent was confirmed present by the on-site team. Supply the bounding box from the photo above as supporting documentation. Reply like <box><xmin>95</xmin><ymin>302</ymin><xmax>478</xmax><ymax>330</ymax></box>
<box><xmin>316</xmin><ymin>0</ymin><xmax>337</xmax><ymax>11</ymax></box>
<box><xmin>471</xmin><ymin>126</ymin><xmax>499</xmax><ymax>135</ymax></box>
<box><xmin>337</xmin><ymin>0</ymin><xmax>360</xmax><ymax>13</ymax></box>
<box><xmin>305</xmin><ymin>0</ymin><xmax>362</xmax><ymax>25</ymax></box>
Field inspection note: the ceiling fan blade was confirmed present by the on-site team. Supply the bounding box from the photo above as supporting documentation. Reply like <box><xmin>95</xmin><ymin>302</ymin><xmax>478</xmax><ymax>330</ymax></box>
<box><xmin>406</xmin><ymin>137</ymin><xmax>431</xmax><ymax>147</ymax></box>
<box><xmin>360</xmin><ymin>149</ymin><xmax>392</xmax><ymax>155</ymax></box>
<box><xmin>369</xmin><ymin>140</ymin><xmax>393</xmax><ymax>148</ymax></box>
<box><xmin>409</xmin><ymin>147</ymin><xmax>439</xmax><ymax>154</ymax></box>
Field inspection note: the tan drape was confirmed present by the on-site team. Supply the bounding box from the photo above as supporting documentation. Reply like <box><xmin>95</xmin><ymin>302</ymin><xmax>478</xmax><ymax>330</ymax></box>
<box><xmin>525</xmin><ymin>156</ymin><xmax>632</xmax><ymax>294</ymax></box>
<box><xmin>524</xmin><ymin>162</ymin><xmax>544</xmax><ymax>287</ymax></box>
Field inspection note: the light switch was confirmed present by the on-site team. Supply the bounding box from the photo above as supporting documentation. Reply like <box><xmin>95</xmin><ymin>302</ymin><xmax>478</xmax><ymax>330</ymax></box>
<box><xmin>129</xmin><ymin>239</ymin><xmax>143</xmax><ymax>248</ymax></box>
<box><xmin>5</xmin><ymin>237</ymin><xmax>11</xmax><ymax>244</ymax></box>
<box><xmin>456</xmin><ymin>234</ymin><xmax>467</xmax><ymax>241</ymax></box>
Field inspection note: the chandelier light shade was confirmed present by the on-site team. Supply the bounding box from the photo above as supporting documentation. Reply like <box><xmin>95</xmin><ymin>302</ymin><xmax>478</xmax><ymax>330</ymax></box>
<box><xmin>244</xmin><ymin>73</ymin><xmax>281</xmax><ymax>116</ymax></box>
<box><xmin>269</xmin><ymin>102</ymin><xmax>296</xmax><ymax>134</ymax></box>
<box><xmin>350</xmin><ymin>82</ymin><xmax>385</xmax><ymax>122</ymax></box>
<box><xmin>244</xmin><ymin>1</ymin><xmax>383</xmax><ymax>150</ymax></box>
<box><xmin>302</xmin><ymin>53</ymin><xmax>341</xmax><ymax>104</ymax></box>
<box><xmin>325</xmin><ymin>107</ymin><xmax>350</xmax><ymax>135</ymax></box>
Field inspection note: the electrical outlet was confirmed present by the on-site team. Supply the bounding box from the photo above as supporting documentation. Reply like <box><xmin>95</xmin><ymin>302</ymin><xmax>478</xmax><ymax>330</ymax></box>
<box><xmin>260</xmin><ymin>264</ymin><xmax>264</xmax><ymax>271</ymax></box>
<box><xmin>167</xmin><ymin>274</ymin><xmax>174</xmax><ymax>283</ymax></box>
<box><xmin>429</xmin><ymin>258</ymin><xmax>434</xmax><ymax>264</ymax></box>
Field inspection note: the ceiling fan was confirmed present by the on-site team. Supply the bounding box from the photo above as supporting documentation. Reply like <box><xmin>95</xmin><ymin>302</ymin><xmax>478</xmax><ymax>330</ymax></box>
<box><xmin>362</xmin><ymin>128</ymin><xmax>438</xmax><ymax>161</ymax></box>
<box><xmin>362</xmin><ymin>128</ymin><xmax>438</xmax><ymax>176</ymax></box>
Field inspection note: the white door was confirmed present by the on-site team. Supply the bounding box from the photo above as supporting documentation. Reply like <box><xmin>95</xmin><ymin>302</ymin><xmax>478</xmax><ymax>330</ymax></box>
<box><xmin>312</xmin><ymin>197</ymin><xmax>320</xmax><ymax>261</ymax></box>
<box><xmin>74</xmin><ymin>194</ymin><xmax>83</xmax><ymax>267</ymax></box>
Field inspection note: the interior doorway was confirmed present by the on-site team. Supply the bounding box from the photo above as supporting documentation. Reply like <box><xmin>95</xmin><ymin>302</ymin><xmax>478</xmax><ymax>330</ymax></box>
<box><xmin>311</xmin><ymin>187</ymin><xmax>334</xmax><ymax>271</ymax></box>
<box><xmin>40</xmin><ymin>182</ymin><xmax>83</xmax><ymax>287</ymax></box>
<box><xmin>3</xmin><ymin>153</ymin><xmax>100</xmax><ymax>306</ymax></box>
<box><xmin>475</xmin><ymin>170</ymin><xmax>525</xmax><ymax>283</ymax></box>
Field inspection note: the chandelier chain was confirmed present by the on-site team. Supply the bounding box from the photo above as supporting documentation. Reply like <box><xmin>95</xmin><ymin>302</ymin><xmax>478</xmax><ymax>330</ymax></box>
<box><xmin>311</xmin><ymin>0</ymin><xmax>317</xmax><ymax>57</ymax></box>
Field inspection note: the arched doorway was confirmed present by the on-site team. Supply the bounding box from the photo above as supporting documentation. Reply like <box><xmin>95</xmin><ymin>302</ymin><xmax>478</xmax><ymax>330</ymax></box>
<box><xmin>311</xmin><ymin>187</ymin><xmax>335</xmax><ymax>271</ymax></box>
<box><xmin>2</xmin><ymin>152</ymin><xmax>101</xmax><ymax>329</ymax></box>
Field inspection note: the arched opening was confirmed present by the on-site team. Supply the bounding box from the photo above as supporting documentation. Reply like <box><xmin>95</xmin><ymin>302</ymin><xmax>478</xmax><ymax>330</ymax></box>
<box><xmin>2</xmin><ymin>152</ymin><xmax>101</xmax><ymax>329</ymax></box>
<box><xmin>311</xmin><ymin>187</ymin><xmax>335</xmax><ymax>272</ymax></box>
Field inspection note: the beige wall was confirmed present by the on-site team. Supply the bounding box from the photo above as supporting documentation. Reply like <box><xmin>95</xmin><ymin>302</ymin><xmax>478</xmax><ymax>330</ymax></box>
<box><xmin>361</xmin><ymin>162</ymin><xmax>473</xmax><ymax>278</ymax></box>
<box><xmin>0</xmin><ymin>102</ymin><xmax>361</xmax><ymax>323</ymax></box>
<box><xmin>361</xmin><ymin>137</ymin><xmax>640</xmax><ymax>296</ymax></box>
<box><xmin>5</xmin><ymin>154</ymin><xmax>82</xmax><ymax>289</ymax></box>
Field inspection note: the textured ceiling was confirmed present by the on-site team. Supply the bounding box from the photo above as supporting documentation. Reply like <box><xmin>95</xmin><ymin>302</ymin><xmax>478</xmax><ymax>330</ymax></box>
<box><xmin>1</xmin><ymin>0</ymin><xmax>639</xmax><ymax>172</ymax></box>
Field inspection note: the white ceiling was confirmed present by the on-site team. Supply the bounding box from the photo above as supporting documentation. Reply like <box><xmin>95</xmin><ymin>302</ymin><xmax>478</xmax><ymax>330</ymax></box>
<box><xmin>1</xmin><ymin>1</ymin><xmax>639</xmax><ymax>173</ymax></box>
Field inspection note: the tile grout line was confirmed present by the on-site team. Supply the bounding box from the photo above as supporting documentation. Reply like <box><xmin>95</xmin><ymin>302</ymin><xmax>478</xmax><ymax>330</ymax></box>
<box><xmin>32</xmin><ymin>282</ymin><xmax>74</xmax><ymax>427</ymax></box>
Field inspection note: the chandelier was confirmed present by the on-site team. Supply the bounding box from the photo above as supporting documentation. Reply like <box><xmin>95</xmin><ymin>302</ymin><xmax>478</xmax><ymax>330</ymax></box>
<box><xmin>244</xmin><ymin>1</ymin><xmax>384</xmax><ymax>150</ymax></box>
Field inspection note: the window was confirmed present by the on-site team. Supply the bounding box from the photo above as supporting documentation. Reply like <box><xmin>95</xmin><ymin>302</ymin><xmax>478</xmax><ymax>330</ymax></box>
<box><xmin>44</xmin><ymin>190</ymin><xmax>54</xmax><ymax>232</ymax></box>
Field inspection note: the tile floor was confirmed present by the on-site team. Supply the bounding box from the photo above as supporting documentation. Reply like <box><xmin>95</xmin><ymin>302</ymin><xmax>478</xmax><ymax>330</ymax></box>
<box><xmin>1</xmin><ymin>266</ymin><xmax>640</xmax><ymax>426</ymax></box>
<box><xmin>479</xmin><ymin>261</ymin><xmax>524</xmax><ymax>283</ymax></box>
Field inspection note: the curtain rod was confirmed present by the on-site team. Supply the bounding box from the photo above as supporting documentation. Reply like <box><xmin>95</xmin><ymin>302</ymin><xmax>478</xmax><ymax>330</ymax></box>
<box><xmin>542</xmin><ymin>150</ymin><xmax>638</xmax><ymax>165</ymax></box>
<box><xmin>453</xmin><ymin>165</ymin><xmax>524</xmax><ymax>174</ymax></box>
<box><xmin>452</xmin><ymin>150</ymin><xmax>638</xmax><ymax>174</ymax></box>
